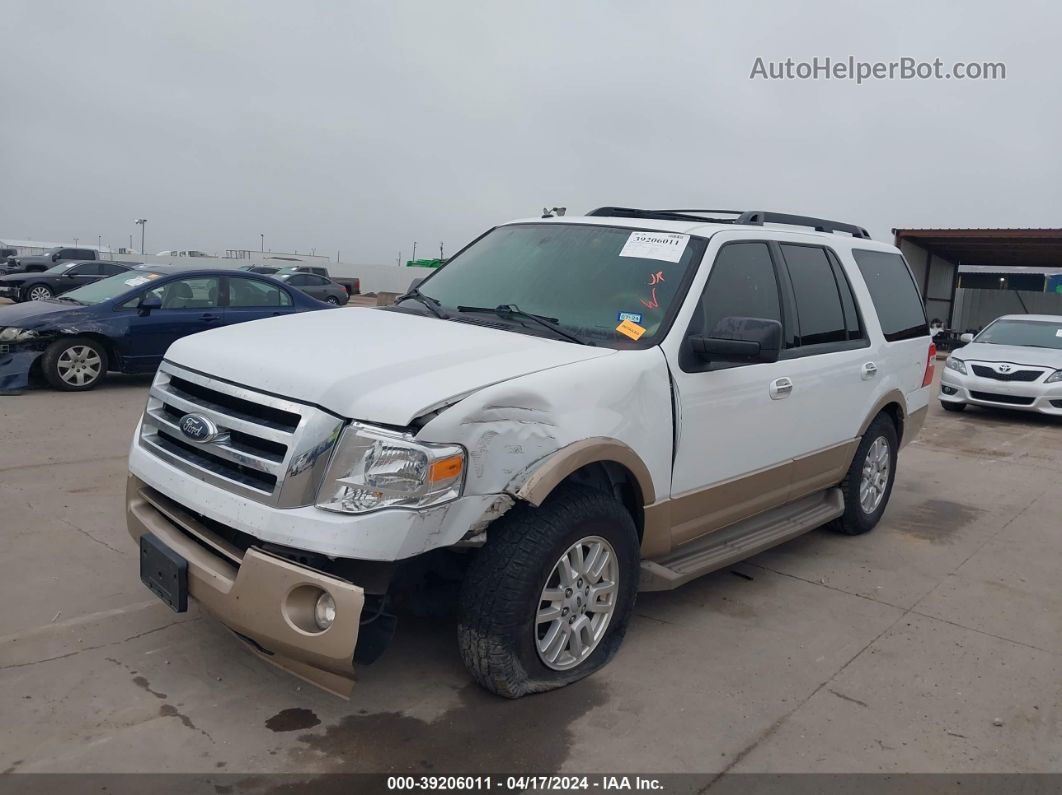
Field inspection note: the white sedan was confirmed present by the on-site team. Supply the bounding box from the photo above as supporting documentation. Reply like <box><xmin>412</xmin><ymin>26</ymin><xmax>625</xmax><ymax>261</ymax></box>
<box><xmin>940</xmin><ymin>314</ymin><xmax>1062</xmax><ymax>415</ymax></box>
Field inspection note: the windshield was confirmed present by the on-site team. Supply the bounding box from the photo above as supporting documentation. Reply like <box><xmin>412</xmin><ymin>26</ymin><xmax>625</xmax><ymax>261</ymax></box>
<box><xmin>44</xmin><ymin>262</ymin><xmax>79</xmax><ymax>274</ymax></box>
<box><xmin>59</xmin><ymin>271</ymin><xmax>165</xmax><ymax>305</ymax></box>
<box><xmin>416</xmin><ymin>223</ymin><xmax>705</xmax><ymax>347</ymax></box>
<box><xmin>976</xmin><ymin>318</ymin><xmax>1062</xmax><ymax>350</ymax></box>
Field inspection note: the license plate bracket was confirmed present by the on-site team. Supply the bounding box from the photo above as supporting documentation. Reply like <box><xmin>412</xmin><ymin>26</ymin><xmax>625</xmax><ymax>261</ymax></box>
<box><xmin>140</xmin><ymin>533</ymin><xmax>188</xmax><ymax>613</ymax></box>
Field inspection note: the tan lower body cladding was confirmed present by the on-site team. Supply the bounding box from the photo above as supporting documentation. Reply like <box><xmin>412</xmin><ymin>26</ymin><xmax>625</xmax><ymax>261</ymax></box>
<box><xmin>641</xmin><ymin>438</ymin><xmax>858</xmax><ymax>559</ymax></box>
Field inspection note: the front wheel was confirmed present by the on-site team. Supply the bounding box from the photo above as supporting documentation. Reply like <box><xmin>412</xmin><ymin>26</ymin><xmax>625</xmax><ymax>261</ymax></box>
<box><xmin>41</xmin><ymin>337</ymin><xmax>108</xmax><ymax>391</ymax></box>
<box><xmin>831</xmin><ymin>414</ymin><xmax>899</xmax><ymax>536</ymax></box>
<box><xmin>24</xmin><ymin>283</ymin><xmax>53</xmax><ymax>301</ymax></box>
<box><xmin>457</xmin><ymin>485</ymin><xmax>639</xmax><ymax>698</ymax></box>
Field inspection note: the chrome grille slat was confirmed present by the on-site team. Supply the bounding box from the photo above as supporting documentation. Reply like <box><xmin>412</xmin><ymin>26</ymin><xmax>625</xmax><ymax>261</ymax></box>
<box><xmin>139</xmin><ymin>361</ymin><xmax>346</xmax><ymax>508</ymax></box>
<box><xmin>149</xmin><ymin>384</ymin><xmax>294</xmax><ymax>444</ymax></box>
<box><xmin>145</xmin><ymin>408</ymin><xmax>286</xmax><ymax>475</ymax></box>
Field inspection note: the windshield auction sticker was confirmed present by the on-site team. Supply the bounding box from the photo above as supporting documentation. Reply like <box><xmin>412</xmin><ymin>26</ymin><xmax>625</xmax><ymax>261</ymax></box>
<box><xmin>619</xmin><ymin>231</ymin><xmax>689</xmax><ymax>263</ymax></box>
<box><xmin>616</xmin><ymin>317</ymin><xmax>647</xmax><ymax>340</ymax></box>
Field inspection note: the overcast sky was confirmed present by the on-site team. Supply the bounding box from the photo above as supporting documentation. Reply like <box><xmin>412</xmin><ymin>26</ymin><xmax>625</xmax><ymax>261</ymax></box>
<box><xmin>2</xmin><ymin>0</ymin><xmax>1060</xmax><ymax>263</ymax></box>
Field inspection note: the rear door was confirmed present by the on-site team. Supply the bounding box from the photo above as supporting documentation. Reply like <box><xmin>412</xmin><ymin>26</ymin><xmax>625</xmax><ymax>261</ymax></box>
<box><xmin>223</xmin><ymin>275</ymin><xmax>296</xmax><ymax>326</ymax></box>
<box><xmin>772</xmin><ymin>242</ymin><xmax>876</xmax><ymax>499</ymax></box>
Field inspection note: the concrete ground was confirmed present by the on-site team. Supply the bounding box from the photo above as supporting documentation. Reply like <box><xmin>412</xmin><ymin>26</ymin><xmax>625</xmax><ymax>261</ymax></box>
<box><xmin>0</xmin><ymin>365</ymin><xmax>1059</xmax><ymax>777</ymax></box>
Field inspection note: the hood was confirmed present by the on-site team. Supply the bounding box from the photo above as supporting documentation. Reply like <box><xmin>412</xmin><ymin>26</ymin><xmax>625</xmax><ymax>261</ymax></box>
<box><xmin>956</xmin><ymin>342</ymin><xmax>1062</xmax><ymax>370</ymax></box>
<box><xmin>0</xmin><ymin>298</ymin><xmax>89</xmax><ymax>328</ymax></box>
<box><xmin>0</xmin><ymin>272</ymin><xmax>31</xmax><ymax>283</ymax></box>
<box><xmin>165</xmin><ymin>307</ymin><xmax>615</xmax><ymax>425</ymax></box>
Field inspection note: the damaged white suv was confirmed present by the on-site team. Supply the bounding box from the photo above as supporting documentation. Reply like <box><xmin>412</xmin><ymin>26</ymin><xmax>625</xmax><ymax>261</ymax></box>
<box><xmin>127</xmin><ymin>208</ymin><xmax>933</xmax><ymax>698</ymax></box>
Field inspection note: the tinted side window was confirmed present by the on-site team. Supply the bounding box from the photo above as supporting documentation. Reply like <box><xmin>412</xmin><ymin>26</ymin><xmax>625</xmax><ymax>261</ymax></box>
<box><xmin>146</xmin><ymin>277</ymin><xmax>221</xmax><ymax>309</ymax></box>
<box><xmin>287</xmin><ymin>274</ymin><xmax>309</xmax><ymax>286</ymax></box>
<box><xmin>852</xmin><ymin>250</ymin><xmax>929</xmax><ymax>341</ymax></box>
<box><xmin>831</xmin><ymin>257</ymin><xmax>864</xmax><ymax>340</ymax></box>
<box><xmin>780</xmin><ymin>244</ymin><xmax>846</xmax><ymax>347</ymax></box>
<box><xmin>228</xmin><ymin>278</ymin><xmax>292</xmax><ymax>307</ymax></box>
<box><xmin>57</xmin><ymin>249</ymin><xmax>75</xmax><ymax>259</ymax></box>
<box><xmin>69</xmin><ymin>263</ymin><xmax>98</xmax><ymax>275</ymax></box>
<box><xmin>699</xmin><ymin>243</ymin><xmax>782</xmax><ymax>335</ymax></box>
<box><xmin>101</xmin><ymin>263</ymin><xmax>127</xmax><ymax>275</ymax></box>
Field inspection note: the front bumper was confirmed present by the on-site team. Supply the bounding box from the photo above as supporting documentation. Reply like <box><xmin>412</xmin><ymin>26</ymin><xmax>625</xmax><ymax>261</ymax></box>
<box><xmin>0</xmin><ymin>286</ymin><xmax>20</xmax><ymax>300</ymax></box>
<box><xmin>940</xmin><ymin>369</ymin><xmax>1062</xmax><ymax>415</ymax></box>
<box><xmin>0</xmin><ymin>348</ymin><xmax>40</xmax><ymax>394</ymax></box>
<box><xmin>127</xmin><ymin>475</ymin><xmax>365</xmax><ymax>697</ymax></box>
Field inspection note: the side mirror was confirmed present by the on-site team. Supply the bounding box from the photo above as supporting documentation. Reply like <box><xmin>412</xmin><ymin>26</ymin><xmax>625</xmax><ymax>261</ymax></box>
<box><xmin>959</xmin><ymin>333</ymin><xmax>974</xmax><ymax>344</ymax></box>
<box><xmin>51</xmin><ymin>253</ymin><xmax>60</xmax><ymax>262</ymax></box>
<box><xmin>138</xmin><ymin>293</ymin><xmax>162</xmax><ymax>316</ymax></box>
<box><xmin>689</xmin><ymin>317</ymin><xmax>782</xmax><ymax>365</ymax></box>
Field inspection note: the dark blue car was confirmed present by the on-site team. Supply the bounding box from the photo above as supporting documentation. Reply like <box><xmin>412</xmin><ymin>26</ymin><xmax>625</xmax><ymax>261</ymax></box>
<box><xmin>0</xmin><ymin>265</ymin><xmax>331</xmax><ymax>394</ymax></box>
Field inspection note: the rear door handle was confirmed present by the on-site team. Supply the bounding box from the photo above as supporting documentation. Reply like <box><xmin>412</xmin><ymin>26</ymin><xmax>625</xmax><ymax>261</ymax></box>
<box><xmin>769</xmin><ymin>377</ymin><xmax>793</xmax><ymax>400</ymax></box>
<box><xmin>862</xmin><ymin>362</ymin><xmax>878</xmax><ymax>380</ymax></box>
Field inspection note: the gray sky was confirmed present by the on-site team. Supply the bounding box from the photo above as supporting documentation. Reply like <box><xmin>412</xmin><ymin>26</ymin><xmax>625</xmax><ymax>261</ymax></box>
<box><xmin>3</xmin><ymin>0</ymin><xmax>1060</xmax><ymax>263</ymax></box>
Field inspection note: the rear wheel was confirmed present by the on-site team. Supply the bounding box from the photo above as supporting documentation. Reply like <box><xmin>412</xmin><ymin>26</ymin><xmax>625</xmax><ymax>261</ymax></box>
<box><xmin>941</xmin><ymin>401</ymin><xmax>966</xmax><ymax>412</ymax></box>
<box><xmin>457</xmin><ymin>485</ymin><xmax>639</xmax><ymax>698</ymax></box>
<box><xmin>326</xmin><ymin>295</ymin><xmax>340</xmax><ymax>305</ymax></box>
<box><xmin>831</xmin><ymin>414</ymin><xmax>898</xmax><ymax>536</ymax></box>
<box><xmin>42</xmin><ymin>337</ymin><xmax>108</xmax><ymax>391</ymax></box>
<box><xmin>24</xmin><ymin>283</ymin><xmax>53</xmax><ymax>301</ymax></box>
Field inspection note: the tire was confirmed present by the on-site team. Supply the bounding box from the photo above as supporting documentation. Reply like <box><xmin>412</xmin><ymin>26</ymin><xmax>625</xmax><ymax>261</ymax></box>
<box><xmin>326</xmin><ymin>295</ymin><xmax>340</xmax><ymax>305</ymax></box>
<box><xmin>457</xmin><ymin>485</ymin><xmax>639</xmax><ymax>698</ymax></box>
<box><xmin>41</xmin><ymin>337</ymin><xmax>108</xmax><ymax>391</ymax></box>
<box><xmin>941</xmin><ymin>401</ymin><xmax>966</xmax><ymax>412</ymax></box>
<box><xmin>24</xmin><ymin>283</ymin><xmax>53</xmax><ymax>302</ymax></box>
<box><xmin>831</xmin><ymin>413</ymin><xmax>899</xmax><ymax>536</ymax></box>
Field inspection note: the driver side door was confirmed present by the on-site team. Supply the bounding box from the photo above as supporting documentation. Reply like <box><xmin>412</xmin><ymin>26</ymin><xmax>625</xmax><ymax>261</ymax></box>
<box><xmin>118</xmin><ymin>276</ymin><xmax>223</xmax><ymax>371</ymax></box>
<box><xmin>662</xmin><ymin>241</ymin><xmax>804</xmax><ymax>547</ymax></box>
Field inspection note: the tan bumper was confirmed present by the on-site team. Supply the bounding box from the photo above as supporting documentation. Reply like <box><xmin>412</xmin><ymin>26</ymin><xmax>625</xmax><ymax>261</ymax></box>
<box><xmin>126</xmin><ymin>475</ymin><xmax>364</xmax><ymax>697</ymax></box>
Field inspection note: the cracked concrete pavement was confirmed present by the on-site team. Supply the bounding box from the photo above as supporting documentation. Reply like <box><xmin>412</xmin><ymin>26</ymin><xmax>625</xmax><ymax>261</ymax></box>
<box><xmin>0</xmin><ymin>369</ymin><xmax>1059</xmax><ymax>775</ymax></box>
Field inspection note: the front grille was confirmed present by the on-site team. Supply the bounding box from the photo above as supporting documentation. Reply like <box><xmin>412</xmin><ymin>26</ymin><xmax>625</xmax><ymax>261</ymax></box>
<box><xmin>969</xmin><ymin>391</ymin><xmax>1035</xmax><ymax>406</ymax></box>
<box><xmin>971</xmin><ymin>364</ymin><xmax>1043</xmax><ymax>382</ymax></box>
<box><xmin>140</xmin><ymin>361</ymin><xmax>346</xmax><ymax>507</ymax></box>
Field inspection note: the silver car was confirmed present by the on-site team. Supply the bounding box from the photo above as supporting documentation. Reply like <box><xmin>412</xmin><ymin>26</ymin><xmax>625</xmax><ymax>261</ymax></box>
<box><xmin>940</xmin><ymin>314</ymin><xmax>1062</xmax><ymax>415</ymax></box>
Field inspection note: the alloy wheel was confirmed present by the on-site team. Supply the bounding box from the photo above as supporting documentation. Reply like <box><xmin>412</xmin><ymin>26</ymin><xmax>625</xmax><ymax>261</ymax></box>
<box><xmin>535</xmin><ymin>535</ymin><xmax>619</xmax><ymax>671</ymax></box>
<box><xmin>29</xmin><ymin>286</ymin><xmax>52</xmax><ymax>301</ymax></box>
<box><xmin>859</xmin><ymin>436</ymin><xmax>891</xmax><ymax>514</ymax></box>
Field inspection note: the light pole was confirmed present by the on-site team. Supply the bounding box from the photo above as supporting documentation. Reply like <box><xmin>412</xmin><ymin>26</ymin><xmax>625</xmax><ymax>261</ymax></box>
<box><xmin>134</xmin><ymin>219</ymin><xmax>147</xmax><ymax>254</ymax></box>
<box><xmin>260</xmin><ymin>233</ymin><xmax>264</xmax><ymax>253</ymax></box>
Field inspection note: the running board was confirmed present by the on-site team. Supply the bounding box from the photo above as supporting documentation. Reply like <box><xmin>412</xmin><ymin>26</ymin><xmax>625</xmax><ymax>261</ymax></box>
<box><xmin>639</xmin><ymin>488</ymin><xmax>844</xmax><ymax>591</ymax></box>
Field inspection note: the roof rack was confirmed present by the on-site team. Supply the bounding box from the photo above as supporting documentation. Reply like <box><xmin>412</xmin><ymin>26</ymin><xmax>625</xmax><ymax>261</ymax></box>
<box><xmin>586</xmin><ymin>207</ymin><xmax>871</xmax><ymax>239</ymax></box>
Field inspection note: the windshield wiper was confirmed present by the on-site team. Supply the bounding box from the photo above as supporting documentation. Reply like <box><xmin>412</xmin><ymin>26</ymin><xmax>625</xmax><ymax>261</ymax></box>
<box><xmin>394</xmin><ymin>287</ymin><xmax>449</xmax><ymax>319</ymax></box>
<box><xmin>457</xmin><ymin>304</ymin><xmax>594</xmax><ymax>346</ymax></box>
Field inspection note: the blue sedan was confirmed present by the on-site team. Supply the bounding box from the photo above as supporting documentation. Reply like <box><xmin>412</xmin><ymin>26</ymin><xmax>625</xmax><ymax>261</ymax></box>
<box><xmin>0</xmin><ymin>266</ymin><xmax>331</xmax><ymax>394</ymax></box>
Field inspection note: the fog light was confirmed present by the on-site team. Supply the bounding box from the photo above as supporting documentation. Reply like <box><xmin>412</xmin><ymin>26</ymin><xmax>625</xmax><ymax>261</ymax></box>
<box><xmin>314</xmin><ymin>591</ymin><xmax>336</xmax><ymax>630</ymax></box>
<box><xmin>941</xmin><ymin>385</ymin><xmax>957</xmax><ymax>395</ymax></box>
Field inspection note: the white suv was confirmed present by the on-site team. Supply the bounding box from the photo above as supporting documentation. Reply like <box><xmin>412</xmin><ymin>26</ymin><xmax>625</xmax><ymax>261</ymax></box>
<box><xmin>126</xmin><ymin>208</ymin><xmax>933</xmax><ymax>698</ymax></box>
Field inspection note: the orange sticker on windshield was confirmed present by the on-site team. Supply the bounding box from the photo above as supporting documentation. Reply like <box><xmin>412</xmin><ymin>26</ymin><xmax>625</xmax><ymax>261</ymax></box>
<box><xmin>616</xmin><ymin>318</ymin><xmax>646</xmax><ymax>340</ymax></box>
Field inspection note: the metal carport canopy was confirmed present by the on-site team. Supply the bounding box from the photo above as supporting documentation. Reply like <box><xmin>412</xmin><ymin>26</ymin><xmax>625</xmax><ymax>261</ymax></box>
<box><xmin>893</xmin><ymin>228</ymin><xmax>1062</xmax><ymax>268</ymax></box>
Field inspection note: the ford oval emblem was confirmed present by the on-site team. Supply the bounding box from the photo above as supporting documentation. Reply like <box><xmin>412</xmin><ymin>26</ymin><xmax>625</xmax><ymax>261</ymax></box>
<box><xmin>179</xmin><ymin>413</ymin><xmax>218</xmax><ymax>444</ymax></box>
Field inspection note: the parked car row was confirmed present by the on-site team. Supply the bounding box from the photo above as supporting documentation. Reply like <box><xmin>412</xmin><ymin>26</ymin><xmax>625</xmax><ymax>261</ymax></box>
<box><xmin>0</xmin><ymin>260</ymin><xmax>136</xmax><ymax>302</ymax></box>
<box><xmin>0</xmin><ymin>265</ymin><xmax>334</xmax><ymax>394</ymax></box>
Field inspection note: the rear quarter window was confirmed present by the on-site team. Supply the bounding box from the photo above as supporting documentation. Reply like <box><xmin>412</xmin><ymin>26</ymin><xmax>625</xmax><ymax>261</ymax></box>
<box><xmin>852</xmin><ymin>250</ymin><xmax>929</xmax><ymax>342</ymax></box>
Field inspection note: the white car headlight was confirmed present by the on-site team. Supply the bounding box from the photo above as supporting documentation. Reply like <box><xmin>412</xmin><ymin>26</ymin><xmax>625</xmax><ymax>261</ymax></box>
<box><xmin>944</xmin><ymin>356</ymin><xmax>967</xmax><ymax>375</ymax></box>
<box><xmin>315</xmin><ymin>423</ymin><xmax>465</xmax><ymax>514</ymax></box>
<box><xmin>0</xmin><ymin>327</ymin><xmax>38</xmax><ymax>343</ymax></box>
<box><xmin>1046</xmin><ymin>370</ymin><xmax>1062</xmax><ymax>384</ymax></box>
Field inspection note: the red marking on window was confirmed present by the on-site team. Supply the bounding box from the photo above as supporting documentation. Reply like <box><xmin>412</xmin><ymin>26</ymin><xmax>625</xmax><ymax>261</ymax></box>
<box><xmin>640</xmin><ymin>287</ymin><xmax>659</xmax><ymax>309</ymax></box>
<box><xmin>649</xmin><ymin>271</ymin><xmax>665</xmax><ymax>285</ymax></box>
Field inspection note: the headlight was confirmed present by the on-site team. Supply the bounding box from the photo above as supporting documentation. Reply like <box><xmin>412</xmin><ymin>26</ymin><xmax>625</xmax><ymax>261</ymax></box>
<box><xmin>315</xmin><ymin>423</ymin><xmax>465</xmax><ymax>514</ymax></box>
<box><xmin>944</xmin><ymin>356</ymin><xmax>967</xmax><ymax>375</ymax></box>
<box><xmin>1046</xmin><ymin>370</ymin><xmax>1062</xmax><ymax>384</ymax></box>
<box><xmin>0</xmin><ymin>327</ymin><xmax>38</xmax><ymax>343</ymax></box>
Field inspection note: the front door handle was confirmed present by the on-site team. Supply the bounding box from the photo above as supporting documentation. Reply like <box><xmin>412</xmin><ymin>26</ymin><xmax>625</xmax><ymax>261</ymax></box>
<box><xmin>200</xmin><ymin>313</ymin><xmax>221</xmax><ymax>322</ymax></box>
<box><xmin>769</xmin><ymin>377</ymin><xmax>793</xmax><ymax>400</ymax></box>
<box><xmin>862</xmin><ymin>361</ymin><xmax>879</xmax><ymax>380</ymax></box>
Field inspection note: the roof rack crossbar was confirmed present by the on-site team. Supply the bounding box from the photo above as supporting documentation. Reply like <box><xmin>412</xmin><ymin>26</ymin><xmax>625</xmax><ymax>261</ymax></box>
<box><xmin>736</xmin><ymin>211</ymin><xmax>871</xmax><ymax>239</ymax></box>
<box><xmin>586</xmin><ymin>206</ymin><xmax>871</xmax><ymax>239</ymax></box>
